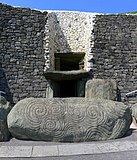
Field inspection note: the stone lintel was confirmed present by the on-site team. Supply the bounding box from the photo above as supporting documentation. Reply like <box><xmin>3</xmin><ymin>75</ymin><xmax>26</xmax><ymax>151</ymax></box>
<box><xmin>44</xmin><ymin>70</ymin><xmax>89</xmax><ymax>81</ymax></box>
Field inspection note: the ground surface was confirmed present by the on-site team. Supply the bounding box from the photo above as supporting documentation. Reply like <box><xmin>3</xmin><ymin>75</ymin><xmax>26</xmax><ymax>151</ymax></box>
<box><xmin>1</xmin><ymin>129</ymin><xmax>137</xmax><ymax>160</ymax></box>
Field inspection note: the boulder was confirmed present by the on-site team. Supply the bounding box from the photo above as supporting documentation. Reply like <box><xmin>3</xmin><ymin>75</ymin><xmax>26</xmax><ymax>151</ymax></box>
<box><xmin>7</xmin><ymin>98</ymin><xmax>131</xmax><ymax>142</ymax></box>
<box><xmin>85</xmin><ymin>79</ymin><xmax>118</xmax><ymax>100</ymax></box>
<box><xmin>0</xmin><ymin>96</ymin><xmax>12</xmax><ymax>141</ymax></box>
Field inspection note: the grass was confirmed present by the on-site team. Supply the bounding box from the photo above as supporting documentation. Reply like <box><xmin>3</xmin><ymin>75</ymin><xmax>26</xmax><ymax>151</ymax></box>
<box><xmin>123</xmin><ymin>11</ymin><xmax>137</xmax><ymax>14</ymax></box>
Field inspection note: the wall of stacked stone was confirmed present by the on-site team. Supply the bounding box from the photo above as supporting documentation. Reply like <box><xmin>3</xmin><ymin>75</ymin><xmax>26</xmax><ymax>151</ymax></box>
<box><xmin>0</xmin><ymin>3</ymin><xmax>49</xmax><ymax>103</ymax></box>
<box><xmin>1</xmin><ymin>3</ymin><xmax>137</xmax><ymax>104</ymax></box>
<box><xmin>92</xmin><ymin>15</ymin><xmax>137</xmax><ymax>103</ymax></box>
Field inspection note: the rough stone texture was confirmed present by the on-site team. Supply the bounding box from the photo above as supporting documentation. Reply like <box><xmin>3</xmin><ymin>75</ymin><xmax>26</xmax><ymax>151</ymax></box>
<box><xmin>85</xmin><ymin>79</ymin><xmax>118</xmax><ymax>101</ymax></box>
<box><xmin>0</xmin><ymin>96</ymin><xmax>12</xmax><ymax>141</ymax></box>
<box><xmin>92</xmin><ymin>15</ymin><xmax>137</xmax><ymax>103</ymax></box>
<box><xmin>8</xmin><ymin>98</ymin><xmax>131</xmax><ymax>142</ymax></box>
<box><xmin>46</xmin><ymin>12</ymin><xmax>96</xmax><ymax>72</ymax></box>
<box><xmin>125</xmin><ymin>91</ymin><xmax>137</xmax><ymax>104</ymax></box>
<box><xmin>131</xmin><ymin>103</ymin><xmax>137</xmax><ymax>121</ymax></box>
<box><xmin>44</xmin><ymin>70</ymin><xmax>89</xmax><ymax>81</ymax></box>
<box><xmin>1</xmin><ymin>3</ymin><xmax>137</xmax><ymax>104</ymax></box>
<box><xmin>0</xmin><ymin>3</ymin><xmax>48</xmax><ymax>103</ymax></box>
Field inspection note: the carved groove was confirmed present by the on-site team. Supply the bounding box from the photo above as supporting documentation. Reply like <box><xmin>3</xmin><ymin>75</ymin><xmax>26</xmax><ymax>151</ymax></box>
<box><xmin>8</xmin><ymin>98</ymin><xmax>131</xmax><ymax>142</ymax></box>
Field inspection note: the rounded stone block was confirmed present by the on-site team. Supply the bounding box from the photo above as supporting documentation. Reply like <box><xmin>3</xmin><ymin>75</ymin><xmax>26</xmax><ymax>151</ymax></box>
<box><xmin>7</xmin><ymin>98</ymin><xmax>131</xmax><ymax>142</ymax></box>
<box><xmin>85</xmin><ymin>79</ymin><xmax>118</xmax><ymax>100</ymax></box>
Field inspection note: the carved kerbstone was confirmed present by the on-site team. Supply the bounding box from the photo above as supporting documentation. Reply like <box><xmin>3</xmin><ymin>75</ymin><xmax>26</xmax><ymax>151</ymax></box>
<box><xmin>85</xmin><ymin>79</ymin><xmax>117</xmax><ymax>100</ymax></box>
<box><xmin>7</xmin><ymin>98</ymin><xmax>131</xmax><ymax>142</ymax></box>
<box><xmin>0</xmin><ymin>96</ymin><xmax>12</xmax><ymax>141</ymax></box>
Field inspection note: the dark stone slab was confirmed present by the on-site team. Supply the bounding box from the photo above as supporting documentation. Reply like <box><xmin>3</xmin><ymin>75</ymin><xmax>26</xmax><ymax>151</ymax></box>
<box><xmin>44</xmin><ymin>70</ymin><xmax>89</xmax><ymax>81</ymax></box>
<box><xmin>0</xmin><ymin>96</ymin><xmax>12</xmax><ymax>141</ymax></box>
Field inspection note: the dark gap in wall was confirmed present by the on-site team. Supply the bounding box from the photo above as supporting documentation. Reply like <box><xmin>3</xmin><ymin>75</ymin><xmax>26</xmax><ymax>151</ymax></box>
<box><xmin>60</xmin><ymin>59</ymin><xmax>79</xmax><ymax>71</ymax></box>
<box><xmin>53</xmin><ymin>80</ymin><xmax>78</xmax><ymax>97</ymax></box>
<box><xmin>53</xmin><ymin>52</ymin><xmax>86</xmax><ymax>97</ymax></box>
<box><xmin>0</xmin><ymin>63</ymin><xmax>13</xmax><ymax>104</ymax></box>
<box><xmin>55</xmin><ymin>52</ymin><xmax>85</xmax><ymax>71</ymax></box>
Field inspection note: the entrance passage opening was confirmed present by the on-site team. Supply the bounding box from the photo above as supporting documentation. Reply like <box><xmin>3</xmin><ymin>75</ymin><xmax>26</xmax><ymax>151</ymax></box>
<box><xmin>45</xmin><ymin>52</ymin><xmax>87</xmax><ymax>98</ymax></box>
<box><xmin>55</xmin><ymin>52</ymin><xmax>85</xmax><ymax>71</ymax></box>
<box><xmin>53</xmin><ymin>80</ymin><xmax>78</xmax><ymax>98</ymax></box>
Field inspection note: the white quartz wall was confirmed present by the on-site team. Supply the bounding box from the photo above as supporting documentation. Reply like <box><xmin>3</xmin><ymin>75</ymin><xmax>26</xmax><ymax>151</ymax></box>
<box><xmin>46</xmin><ymin>11</ymin><xmax>97</xmax><ymax>71</ymax></box>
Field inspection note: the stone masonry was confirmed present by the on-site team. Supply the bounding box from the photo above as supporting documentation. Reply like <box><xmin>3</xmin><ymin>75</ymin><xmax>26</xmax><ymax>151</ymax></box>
<box><xmin>0</xmin><ymin>3</ymin><xmax>137</xmax><ymax>103</ymax></box>
<box><xmin>0</xmin><ymin>3</ymin><xmax>48</xmax><ymax>103</ymax></box>
<box><xmin>92</xmin><ymin>15</ymin><xmax>137</xmax><ymax>103</ymax></box>
<box><xmin>46</xmin><ymin>11</ymin><xmax>96</xmax><ymax>71</ymax></box>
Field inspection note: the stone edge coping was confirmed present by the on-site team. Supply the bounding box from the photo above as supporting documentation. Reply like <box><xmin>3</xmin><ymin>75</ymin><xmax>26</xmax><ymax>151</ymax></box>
<box><xmin>0</xmin><ymin>140</ymin><xmax>137</xmax><ymax>158</ymax></box>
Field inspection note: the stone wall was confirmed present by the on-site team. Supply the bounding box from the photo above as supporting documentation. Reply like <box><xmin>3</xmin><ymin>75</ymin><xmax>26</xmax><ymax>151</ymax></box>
<box><xmin>46</xmin><ymin>11</ymin><xmax>96</xmax><ymax>71</ymax></box>
<box><xmin>44</xmin><ymin>12</ymin><xmax>56</xmax><ymax>71</ymax></box>
<box><xmin>1</xmin><ymin>3</ymin><xmax>137</xmax><ymax>104</ymax></box>
<box><xmin>0</xmin><ymin>3</ymin><xmax>48</xmax><ymax>103</ymax></box>
<box><xmin>92</xmin><ymin>15</ymin><xmax>137</xmax><ymax>103</ymax></box>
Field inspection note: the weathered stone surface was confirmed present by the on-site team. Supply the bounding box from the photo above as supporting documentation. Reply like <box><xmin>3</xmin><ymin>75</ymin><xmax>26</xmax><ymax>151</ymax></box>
<box><xmin>7</xmin><ymin>98</ymin><xmax>131</xmax><ymax>142</ymax></box>
<box><xmin>44</xmin><ymin>70</ymin><xmax>89</xmax><ymax>81</ymax></box>
<box><xmin>1</xmin><ymin>3</ymin><xmax>137</xmax><ymax>104</ymax></box>
<box><xmin>93</xmin><ymin>15</ymin><xmax>137</xmax><ymax>103</ymax></box>
<box><xmin>85</xmin><ymin>79</ymin><xmax>117</xmax><ymax>100</ymax></box>
<box><xmin>0</xmin><ymin>96</ymin><xmax>12</xmax><ymax>141</ymax></box>
<box><xmin>48</xmin><ymin>12</ymin><xmax>95</xmax><ymax>71</ymax></box>
<box><xmin>131</xmin><ymin>103</ymin><xmax>137</xmax><ymax>121</ymax></box>
<box><xmin>0</xmin><ymin>3</ymin><xmax>48</xmax><ymax>103</ymax></box>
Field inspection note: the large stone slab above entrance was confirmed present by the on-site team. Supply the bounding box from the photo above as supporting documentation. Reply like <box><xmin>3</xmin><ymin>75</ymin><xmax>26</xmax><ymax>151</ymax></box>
<box><xmin>7</xmin><ymin>98</ymin><xmax>131</xmax><ymax>142</ymax></box>
<box><xmin>44</xmin><ymin>70</ymin><xmax>89</xmax><ymax>81</ymax></box>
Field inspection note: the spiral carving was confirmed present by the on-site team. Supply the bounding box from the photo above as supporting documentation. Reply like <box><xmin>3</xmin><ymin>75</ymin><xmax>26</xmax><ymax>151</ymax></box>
<box><xmin>7</xmin><ymin>98</ymin><xmax>131</xmax><ymax>142</ymax></box>
<box><xmin>23</xmin><ymin>99</ymin><xmax>48</xmax><ymax>130</ymax></box>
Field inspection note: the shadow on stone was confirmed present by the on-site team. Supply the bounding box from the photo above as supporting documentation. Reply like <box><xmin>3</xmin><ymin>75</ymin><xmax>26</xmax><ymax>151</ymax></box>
<box><xmin>0</xmin><ymin>63</ymin><xmax>14</xmax><ymax>105</ymax></box>
<box><xmin>123</xmin><ymin>129</ymin><xmax>133</xmax><ymax>138</ymax></box>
